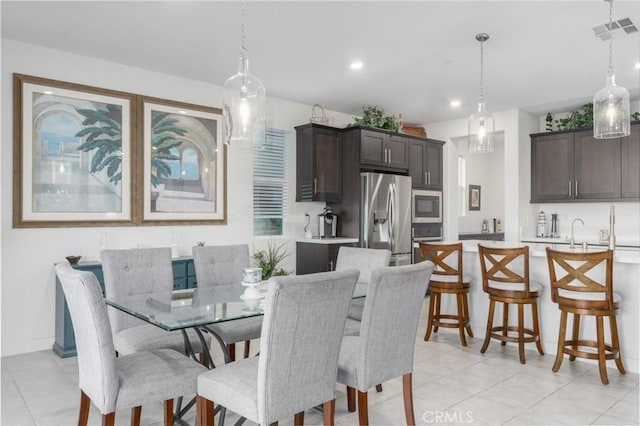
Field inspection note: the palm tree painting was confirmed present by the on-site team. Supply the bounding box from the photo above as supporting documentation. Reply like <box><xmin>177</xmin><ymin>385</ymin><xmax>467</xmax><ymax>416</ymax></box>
<box><xmin>150</xmin><ymin>111</ymin><xmax>185</xmax><ymax>187</ymax></box>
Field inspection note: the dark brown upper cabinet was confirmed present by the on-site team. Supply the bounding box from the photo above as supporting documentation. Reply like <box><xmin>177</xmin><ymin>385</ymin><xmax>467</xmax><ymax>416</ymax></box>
<box><xmin>359</xmin><ymin>128</ymin><xmax>409</xmax><ymax>170</ymax></box>
<box><xmin>295</xmin><ymin>123</ymin><xmax>342</xmax><ymax>202</ymax></box>
<box><xmin>531</xmin><ymin>123</ymin><xmax>639</xmax><ymax>203</ymax></box>
<box><xmin>409</xmin><ymin>138</ymin><xmax>444</xmax><ymax>190</ymax></box>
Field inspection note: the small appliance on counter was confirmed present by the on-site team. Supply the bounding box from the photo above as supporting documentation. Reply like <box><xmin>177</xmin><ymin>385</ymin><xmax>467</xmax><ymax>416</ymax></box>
<box><xmin>536</xmin><ymin>210</ymin><xmax>546</xmax><ymax>237</ymax></box>
<box><xmin>550</xmin><ymin>213</ymin><xmax>559</xmax><ymax>238</ymax></box>
<box><xmin>318</xmin><ymin>207</ymin><xmax>337</xmax><ymax>238</ymax></box>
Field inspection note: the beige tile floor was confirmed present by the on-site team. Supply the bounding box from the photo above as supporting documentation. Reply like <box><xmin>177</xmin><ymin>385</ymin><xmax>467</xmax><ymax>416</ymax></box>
<box><xmin>2</xmin><ymin>300</ymin><xmax>638</xmax><ymax>426</ymax></box>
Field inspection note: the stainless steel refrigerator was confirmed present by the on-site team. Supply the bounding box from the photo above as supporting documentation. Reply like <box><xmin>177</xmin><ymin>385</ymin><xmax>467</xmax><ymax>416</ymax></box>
<box><xmin>361</xmin><ymin>172</ymin><xmax>412</xmax><ymax>266</ymax></box>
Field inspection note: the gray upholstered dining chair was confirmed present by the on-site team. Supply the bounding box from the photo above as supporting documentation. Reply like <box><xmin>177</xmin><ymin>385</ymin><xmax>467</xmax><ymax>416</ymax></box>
<box><xmin>55</xmin><ymin>262</ymin><xmax>207</xmax><ymax>426</ymax></box>
<box><xmin>335</xmin><ymin>246</ymin><xmax>391</xmax><ymax>336</ymax></box>
<box><xmin>337</xmin><ymin>261</ymin><xmax>434</xmax><ymax>426</ymax></box>
<box><xmin>192</xmin><ymin>244</ymin><xmax>263</xmax><ymax>361</ymax></box>
<box><xmin>196</xmin><ymin>269</ymin><xmax>360</xmax><ymax>426</ymax></box>
<box><xmin>101</xmin><ymin>248</ymin><xmax>210</xmax><ymax>357</ymax></box>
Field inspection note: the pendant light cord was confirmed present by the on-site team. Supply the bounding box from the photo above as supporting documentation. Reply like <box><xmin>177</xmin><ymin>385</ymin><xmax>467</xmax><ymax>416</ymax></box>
<box><xmin>479</xmin><ymin>38</ymin><xmax>485</xmax><ymax>101</ymax></box>
<box><xmin>240</xmin><ymin>1</ymin><xmax>247</xmax><ymax>60</ymax></box>
<box><xmin>607</xmin><ymin>0</ymin><xmax>614</xmax><ymax>75</ymax></box>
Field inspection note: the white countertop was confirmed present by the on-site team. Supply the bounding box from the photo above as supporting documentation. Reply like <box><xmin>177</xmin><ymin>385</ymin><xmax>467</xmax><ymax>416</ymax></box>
<box><xmin>454</xmin><ymin>239</ymin><xmax>640</xmax><ymax>264</ymax></box>
<box><xmin>296</xmin><ymin>237</ymin><xmax>359</xmax><ymax>245</ymax></box>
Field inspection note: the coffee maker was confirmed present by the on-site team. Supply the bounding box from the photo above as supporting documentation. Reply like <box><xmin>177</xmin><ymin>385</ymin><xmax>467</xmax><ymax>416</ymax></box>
<box><xmin>318</xmin><ymin>207</ymin><xmax>337</xmax><ymax>238</ymax></box>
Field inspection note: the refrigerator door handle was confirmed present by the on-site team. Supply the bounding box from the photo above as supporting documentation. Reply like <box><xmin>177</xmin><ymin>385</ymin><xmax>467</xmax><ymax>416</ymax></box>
<box><xmin>387</xmin><ymin>182</ymin><xmax>396</xmax><ymax>251</ymax></box>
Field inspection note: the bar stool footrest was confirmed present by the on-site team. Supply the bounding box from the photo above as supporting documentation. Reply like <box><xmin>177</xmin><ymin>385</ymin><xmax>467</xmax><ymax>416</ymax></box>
<box><xmin>489</xmin><ymin>326</ymin><xmax>539</xmax><ymax>344</ymax></box>
<box><xmin>433</xmin><ymin>314</ymin><xmax>470</xmax><ymax>329</ymax></box>
<box><xmin>563</xmin><ymin>339</ymin><xmax>619</xmax><ymax>361</ymax></box>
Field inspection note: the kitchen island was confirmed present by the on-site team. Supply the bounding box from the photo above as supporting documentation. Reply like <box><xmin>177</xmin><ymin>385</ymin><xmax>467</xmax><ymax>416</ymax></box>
<box><xmin>432</xmin><ymin>240</ymin><xmax>639</xmax><ymax>373</ymax></box>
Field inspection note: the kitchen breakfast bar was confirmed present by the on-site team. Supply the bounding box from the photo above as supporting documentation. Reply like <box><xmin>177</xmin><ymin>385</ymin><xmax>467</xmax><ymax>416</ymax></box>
<box><xmin>435</xmin><ymin>240</ymin><xmax>640</xmax><ymax>374</ymax></box>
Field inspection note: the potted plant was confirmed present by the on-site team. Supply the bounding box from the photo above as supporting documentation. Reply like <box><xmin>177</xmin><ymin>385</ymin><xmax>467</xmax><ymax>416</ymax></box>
<box><xmin>252</xmin><ymin>240</ymin><xmax>291</xmax><ymax>280</ymax></box>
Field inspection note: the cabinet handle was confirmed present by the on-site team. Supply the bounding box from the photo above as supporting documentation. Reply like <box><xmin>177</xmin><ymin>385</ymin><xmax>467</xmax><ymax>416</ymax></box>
<box><xmin>568</xmin><ymin>180</ymin><xmax>572</xmax><ymax>196</ymax></box>
<box><xmin>314</xmin><ymin>178</ymin><xmax>317</xmax><ymax>195</ymax></box>
<box><xmin>384</xmin><ymin>148</ymin><xmax>388</xmax><ymax>164</ymax></box>
<box><xmin>575</xmin><ymin>180</ymin><xmax>578</xmax><ymax>197</ymax></box>
<box><xmin>388</xmin><ymin>149</ymin><xmax>391</xmax><ymax>164</ymax></box>
<box><xmin>424</xmin><ymin>171</ymin><xmax>428</xmax><ymax>184</ymax></box>
<box><xmin>428</xmin><ymin>172</ymin><xmax>431</xmax><ymax>185</ymax></box>
<box><xmin>329</xmin><ymin>260</ymin><xmax>334</xmax><ymax>271</ymax></box>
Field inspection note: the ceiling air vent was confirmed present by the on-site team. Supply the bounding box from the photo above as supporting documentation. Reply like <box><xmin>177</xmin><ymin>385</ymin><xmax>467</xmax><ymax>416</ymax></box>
<box><xmin>592</xmin><ymin>17</ymin><xmax>638</xmax><ymax>40</ymax></box>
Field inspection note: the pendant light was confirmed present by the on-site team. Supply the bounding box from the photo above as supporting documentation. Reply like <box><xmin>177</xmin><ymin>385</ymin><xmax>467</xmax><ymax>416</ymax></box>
<box><xmin>223</xmin><ymin>1</ymin><xmax>266</xmax><ymax>145</ymax></box>
<box><xmin>593</xmin><ymin>0</ymin><xmax>630</xmax><ymax>139</ymax></box>
<box><xmin>468</xmin><ymin>33</ymin><xmax>495</xmax><ymax>153</ymax></box>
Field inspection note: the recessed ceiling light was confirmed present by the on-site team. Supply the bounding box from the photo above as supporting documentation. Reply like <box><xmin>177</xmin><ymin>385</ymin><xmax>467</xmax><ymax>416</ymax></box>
<box><xmin>449</xmin><ymin>100</ymin><xmax>461</xmax><ymax>108</ymax></box>
<box><xmin>350</xmin><ymin>61</ymin><xmax>363</xmax><ymax>70</ymax></box>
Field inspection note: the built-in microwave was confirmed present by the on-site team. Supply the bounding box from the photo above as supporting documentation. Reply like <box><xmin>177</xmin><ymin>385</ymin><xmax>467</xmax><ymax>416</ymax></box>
<box><xmin>412</xmin><ymin>190</ymin><xmax>442</xmax><ymax>223</ymax></box>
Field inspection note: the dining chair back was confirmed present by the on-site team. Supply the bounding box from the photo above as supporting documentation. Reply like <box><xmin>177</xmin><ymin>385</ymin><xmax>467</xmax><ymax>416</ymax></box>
<box><xmin>196</xmin><ymin>269</ymin><xmax>360</xmax><ymax>426</ymax></box>
<box><xmin>192</xmin><ymin>244</ymin><xmax>251</xmax><ymax>287</ymax></box>
<box><xmin>337</xmin><ymin>261</ymin><xmax>434</xmax><ymax>425</ymax></box>
<box><xmin>55</xmin><ymin>262</ymin><xmax>207</xmax><ymax>426</ymax></box>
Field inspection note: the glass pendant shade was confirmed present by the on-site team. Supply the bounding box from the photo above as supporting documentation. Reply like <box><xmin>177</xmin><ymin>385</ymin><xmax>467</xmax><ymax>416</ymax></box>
<box><xmin>223</xmin><ymin>57</ymin><xmax>266</xmax><ymax>145</ymax></box>
<box><xmin>468</xmin><ymin>100</ymin><xmax>495</xmax><ymax>153</ymax></box>
<box><xmin>593</xmin><ymin>71</ymin><xmax>630</xmax><ymax>139</ymax></box>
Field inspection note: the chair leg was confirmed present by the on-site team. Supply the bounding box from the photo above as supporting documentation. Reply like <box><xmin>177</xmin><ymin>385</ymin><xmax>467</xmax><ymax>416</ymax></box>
<box><xmin>552</xmin><ymin>310</ymin><xmax>568</xmax><ymax>373</ymax></box>
<box><xmin>596</xmin><ymin>316</ymin><xmax>609</xmax><ymax>385</ymax></box>
<box><xmin>346</xmin><ymin>386</ymin><xmax>356</xmax><ymax>412</ymax></box>
<box><xmin>244</xmin><ymin>340</ymin><xmax>251</xmax><ymax>358</ymax></box>
<box><xmin>610</xmin><ymin>315</ymin><xmax>626</xmax><ymax>374</ymax></box>
<box><xmin>481</xmin><ymin>299</ymin><xmax>496</xmax><ymax>354</ymax></box>
<box><xmin>402</xmin><ymin>373</ymin><xmax>416</xmax><ymax>426</ymax></box>
<box><xmin>294</xmin><ymin>412</ymin><xmax>304</xmax><ymax>426</ymax></box>
<box><xmin>463</xmin><ymin>293</ymin><xmax>473</xmax><ymax>337</ymax></box>
<box><xmin>357</xmin><ymin>390</ymin><xmax>369</xmax><ymax>426</ymax></box>
<box><xmin>103</xmin><ymin>413</ymin><xmax>115</xmax><ymax>426</ymax></box>
<box><xmin>433</xmin><ymin>292</ymin><xmax>441</xmax><ymax>333</ymax></box>
<box><xmin>228</xmin><ymin>343</ymin><xmax>236</xmax><ymax>361</ymax></box>
<box><xmin>131</xmin><ymin>406</ymin><xmax>141</xmax><ymax>426</ymax></box>
<box><xmin>375</xmin><ymin>384</ymin><xmax>383</xmax><ymax>392</ymax></box>
<box><xmin>501</xmin><ymin>303</ymin><xmax>509</xmax><ymax>346</ymax></box>
<box><xmin>196</xmin><ymin>396</ymin><xmax>214</xmax><ymax>426</ymax></box>
<box><xmin>164</xmin><ymin>399</ymin><xmax>174</xmax><ymax>426</ymax></box>
<box><xmin>570</xmin><ymin>314</ymin><xmax>580</xmax><ymax>361</ymax></box>
<box><xmin>79</xmin><ymin>390</ymin><xmax>90</xmax><ymax>426</ymax></box>
<box><xmin>517</xmin><ymin>303</ymin><xmax>526</xmax><ymax>364</ymax></box>
<box><xmin>531</xmin><ymin>301</ymin><xmax>544</xmax><ymax>355</ymax></box>
<box><xmin>424</xmin><ymin>291</ymin><xmax>436</xmax><ymax>341</ymax></box>
<box><xmin>323</xmin><ymin>399</ymin><xmax>335</xmax><ymax>426</ymax></box>
<box><xmin>456</xmin><ymin>293</ymin><xmax>467</xmax><ymax>346</ymax></box>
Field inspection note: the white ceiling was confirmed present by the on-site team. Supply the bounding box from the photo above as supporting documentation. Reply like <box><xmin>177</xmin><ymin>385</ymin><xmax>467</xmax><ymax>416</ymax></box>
<box><xmin>2</xmin><ymin>1</ymin><xmax>639</xmax><ymax>125</ymax></box>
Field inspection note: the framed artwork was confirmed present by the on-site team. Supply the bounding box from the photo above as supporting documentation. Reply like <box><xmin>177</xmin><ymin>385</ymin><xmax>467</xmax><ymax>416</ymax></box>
<box><xmin>469</xmin><ymin>185</ymin><xmax>481</xmax><ymax>211</ymax></box>
<box><xmin>138</xmin><ymin>96</ymin><xmax>226</xmax><ymax>225</ymax></box>
<box><xmin>13</xmin><ymin>74</ymin><xmax>135</xmax><ymax>227</ymax></box>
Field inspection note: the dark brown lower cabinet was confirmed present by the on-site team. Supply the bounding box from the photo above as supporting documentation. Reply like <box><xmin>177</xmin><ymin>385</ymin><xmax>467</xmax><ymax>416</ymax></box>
<box><xmin>296</xmin><ymin>241</ymin><xmax>357</xmax><ymax>275</ymax></box>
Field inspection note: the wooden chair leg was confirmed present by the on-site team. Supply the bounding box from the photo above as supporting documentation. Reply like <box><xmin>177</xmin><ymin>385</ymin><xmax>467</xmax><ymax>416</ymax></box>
<box><xmin>294</xmin><ymin>412</ymin><xmax>304</xmax><ymax>426</ymax></box>
<box><xmin>553</xmin><ymin>310</ymin><xmax>568</xmax><ymax>373</ymax></box>
<box><xmin>596</xmin><ymin>316</ymin><xmax>609</xmax><ymax>385</ymax></box>
<box><xmin>610</xmin><ymin>315</ymin><xmax>626</xmax><ymax>374</ymax></box>
<box><xmin>501</xmin><ymin>302</ymin><xmax>509</xmax><ymax>346</ymax></box>
<box><xmin>79</xmin><ymin>390</ymin><xmax>90</xmax><ymax>426</ymax></box>
<box><xmin>463</xmin><ymin>293</ymin><xmax>473</xmax><ymax>337</ymax></box>
<box><xmin>164</xmin><ymin>399</ymin><xmax>174</xmax><ymax>426</ymax></box>
<box><xmin>375</xmin><ymin>384</ymin><xmax>383</xmax><ymax>392</ymax></box>
<box><xmin>244</xmin><ymin>340</ymin><xmax>251</xmax><ymax>358</ymax></box>
<box><xmin>532</xmin><ymin>301</ymin><xmax>544</xmax><ymax>355</ymax></box>
<box><xmin>103</xmin><ymin>413</ymin><xmax>115</xmax><ymax>426</ymax></box>
<box><xmin>570</xmin><ymin>314</ymin><xmax>580</xmax><ymax>361</ymax></box>
<box><xmin>456</xmin><ymin>293</ymin><xmax>467</xmax><ymax>346</ymax></box>
<box><xmin>357</xmin><ymin>390</ymin><xmax>369</xmax><ymax>426</ymax></box>
<box><xmin>402</xmin><ymin>373</ymin><xmax>416</xmax><ymax>426</ymax></box>
<box><xmin>199</xmin><ymin>352</ymin><xmax>206</xmax><ymax>365</ymax></box>
<box><xmin>424</xmin><ymin>291</ymin><xmax>436</xmax><ymax>341</ymax></box>
<box><xmin>517</xmin><ymin>303</ymin><xmax>526</xmax><ymax>364</ymax></box>
<box><xmin>196</xmin><ymin>396</ymin><xmax>214</xmax><ymax>426</ymax></box>
<box><xmin>131</xmin><ymin>406</ymin><xmax>141</xmax><ymax>426</ymax></box>
<box><xmin>433</xmin><ymin>292</ymin><xmax>441</xmax><ymax>333</ymax></box>
<box><xmin>481</xmin><ymin>299</ymin><xmax>495</xmax><ymax>354</ymax></box>
<box><xmin>323</xmin><ymin>399</ymin><xmax>335</xmax><ymax>426</ymax></box>
<box><xmin>228</xmin><ymin>343</ymin><xmax>236</xmax><ymax>361</ymax></box>
<box><xmin>346</xmin><ymin>386</ymin><xmax>356</xmax><ymax>412</ymax></box>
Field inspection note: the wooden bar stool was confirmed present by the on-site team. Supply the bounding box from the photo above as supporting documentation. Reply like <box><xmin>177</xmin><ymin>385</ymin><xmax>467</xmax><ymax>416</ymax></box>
<box><xmin>546</xmin><ymin>248</ymin><xmax>625</xmax><ymax>385</ymax></box>
<box><xmin>420</xmin><ymin>242</ymin><xmax>473</xmax><ymax>346</ymax></box>
<box><xmin>478</xmin><ymin>245</ymin><xmax>544</xmax><ymax>364</ymax></box>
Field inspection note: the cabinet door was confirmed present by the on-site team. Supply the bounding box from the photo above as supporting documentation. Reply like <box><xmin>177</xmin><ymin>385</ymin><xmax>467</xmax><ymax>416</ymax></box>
<box><xmin>386</xmin><ymin>134</ymin><xmax>409</xmax><ymax>169</ymax></box>
<box><xmin>313</xmin><ymin>128</ymin><xmax>342</xmax><ymax>202</ymax></box>
<box><xmin>621</xmin><ymin>124</ymin><xmax>640</xmax><ymax>199</ymax></box>
<box><xmin>409</xmin><ymin>140</ymin><xmax>427</xmax><ymax>188</ymax></box>
<box><xmin>574</xmin><ymin>130</ymin><xmax>621</xmax><ymax>199</ymax></box>
<box><xmin>424</xmin><ymin>141</ymin><xmax>443</xmax><ymax>190</ymax></box>
<box><xmin>531</xmin><ymin>133</ymin><xmax>574</xmax><ymax>202</ymax></box>
<box><xmin>360</xmin><ymin>130</ymin><xmax>387</xmax><ymax>167</ymax></box>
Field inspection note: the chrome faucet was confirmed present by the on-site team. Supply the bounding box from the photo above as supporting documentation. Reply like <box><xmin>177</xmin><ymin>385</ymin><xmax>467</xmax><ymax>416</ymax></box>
<box><xmin>569</xmin><ymin>218</ymin><xmax>584</xmax><ymax>249</ymax></box>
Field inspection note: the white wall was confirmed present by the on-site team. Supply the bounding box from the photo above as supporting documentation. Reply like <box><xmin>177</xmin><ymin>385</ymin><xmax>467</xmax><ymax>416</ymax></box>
<box><xmin>0</xmin><ymin>39</ymin><xmax>354</xmax><ymax>356</ymax></box>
